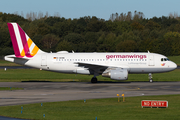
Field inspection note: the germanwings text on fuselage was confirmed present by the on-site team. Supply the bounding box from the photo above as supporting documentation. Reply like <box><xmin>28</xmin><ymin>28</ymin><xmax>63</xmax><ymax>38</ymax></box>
<box><xmin>106</xmin><ymin>54</ymin><xmax>147</xmax><ymax>59</ymax></box>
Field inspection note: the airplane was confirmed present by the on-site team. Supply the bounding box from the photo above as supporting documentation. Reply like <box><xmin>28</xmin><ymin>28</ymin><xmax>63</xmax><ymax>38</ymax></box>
<box><xmin>4</xmin><ymin>23</ymin><xmax>177</xmax><ymax>83</ymax></box>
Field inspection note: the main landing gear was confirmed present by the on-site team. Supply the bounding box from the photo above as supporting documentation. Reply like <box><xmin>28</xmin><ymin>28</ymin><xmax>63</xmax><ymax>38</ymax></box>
<box><xmin>149</xmin><ymin>73</ymin><xmax>153</xmax><ymax>83</ymax></box>
<box><xmin>91</xmin><ymin>77</ymin><xmax>97</xmax><ymax>83</ymax></box>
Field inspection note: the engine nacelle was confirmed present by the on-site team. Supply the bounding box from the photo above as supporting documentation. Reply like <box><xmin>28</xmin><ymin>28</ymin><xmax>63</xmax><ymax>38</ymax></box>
<box><xmin>102</xmin><ymin>68</ymin><xmax>128</xmax><ymax>80</ymax></box>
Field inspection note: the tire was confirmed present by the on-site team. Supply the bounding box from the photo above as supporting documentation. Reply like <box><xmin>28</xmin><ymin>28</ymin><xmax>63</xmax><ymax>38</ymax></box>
<box><xmin>91</xmin><ymin>77</ymin><xmax>97</xmax><ymax>83</ymax></box>
<box><xmin>149</xmin><ymin>79</ymin><xmax>153</xmax><ymax>83</ymax></box>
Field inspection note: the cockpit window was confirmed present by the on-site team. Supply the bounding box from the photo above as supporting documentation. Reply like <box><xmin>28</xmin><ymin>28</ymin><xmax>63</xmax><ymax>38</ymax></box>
<box><xmin>161</xmin><ymin>58</ymin><xmax>163</xmax><ymax>61</ymax></box>
<box><xmin>161</xmin><ymin>58</ymin><xmax>170</xmax><ymax>61</ymax></box>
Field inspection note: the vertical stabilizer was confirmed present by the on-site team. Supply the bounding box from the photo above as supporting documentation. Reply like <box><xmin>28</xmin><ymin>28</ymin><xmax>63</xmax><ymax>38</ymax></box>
<box><xmin>7</xmin><ymin>23</ymin><xmax>44</xmax><ymax>58</ymax></box>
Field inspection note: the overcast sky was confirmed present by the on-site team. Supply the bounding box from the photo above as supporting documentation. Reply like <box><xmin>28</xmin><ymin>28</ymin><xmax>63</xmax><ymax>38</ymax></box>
<box><xmin>1</xmin><ymin>0</ymin><xmax>180</xmax><ymax>20</ymax></box>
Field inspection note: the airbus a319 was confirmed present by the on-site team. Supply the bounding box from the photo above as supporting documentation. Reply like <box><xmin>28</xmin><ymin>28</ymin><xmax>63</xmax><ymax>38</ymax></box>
<box><xmin>4</xmin><ymin>23</ymin><xmax>177</xmax><ymax>83</ymax></box>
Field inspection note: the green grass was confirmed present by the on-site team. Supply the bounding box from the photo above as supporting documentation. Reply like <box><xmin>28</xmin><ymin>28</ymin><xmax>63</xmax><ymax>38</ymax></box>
<box><xmin>0</xmin><ymin>69</ymin><xmax>180</xmax><ymax>82</ymax></box>
<box><xmin>168</xmin><ymin>56</ymin><xmax>180</xmax><ymax>66</ymax></box>
<box><xmin>0</xmin><ymin>59</ymin><xmax>21</xmax><ymax>66</ymax></box>
<box><xmin>0</xmin><ymin>87</ymin><xmax>23</xmax><ymax>91</ymax></box>
<box><xmin>0</xmin><ymin>94</ymin><xmax>179</xmax><ymax>120</ymax></box>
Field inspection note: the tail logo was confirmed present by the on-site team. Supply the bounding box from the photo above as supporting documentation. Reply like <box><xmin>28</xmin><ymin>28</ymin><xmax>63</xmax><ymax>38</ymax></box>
<box><xmin>7</xmin><ymin>23</ymin><xmax>39</xmax><ymax>58</ymax></box>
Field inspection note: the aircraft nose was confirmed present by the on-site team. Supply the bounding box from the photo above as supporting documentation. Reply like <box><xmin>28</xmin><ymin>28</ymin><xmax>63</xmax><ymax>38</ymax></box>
<box><xmin>171</xmin><ymin>62</ymin><xmax>177</xmax><ymax>70</ymax></box>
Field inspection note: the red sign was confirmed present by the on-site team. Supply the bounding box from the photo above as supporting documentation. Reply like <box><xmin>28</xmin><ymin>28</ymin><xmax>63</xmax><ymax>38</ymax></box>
<box><xmin>141</xmin><ymin>100</ymin><xmax>168</xmax><ymax>108</ymax></box>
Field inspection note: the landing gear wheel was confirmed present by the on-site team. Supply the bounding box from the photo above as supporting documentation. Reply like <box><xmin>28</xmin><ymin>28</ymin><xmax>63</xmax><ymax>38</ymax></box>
<box><xmin>91</xmin><ymin>77</ymin><xmax>97</xmax><ymax>83</ymax></box>
<box><xmin>148</xmin><ymin>73</ymin><xmax>153</xmax><ymax>83</ymax></box>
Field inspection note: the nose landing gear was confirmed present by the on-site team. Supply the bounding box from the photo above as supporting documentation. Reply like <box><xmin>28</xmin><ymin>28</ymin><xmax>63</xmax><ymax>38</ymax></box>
<box><xmin>149</xmin><ymin>73</ymin><xmax>153</xmax><ymax>83</ymax></box>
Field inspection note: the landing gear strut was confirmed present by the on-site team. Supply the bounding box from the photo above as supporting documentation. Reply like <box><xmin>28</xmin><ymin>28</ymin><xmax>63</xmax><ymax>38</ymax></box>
<box><xmin>149</xmin><ymin>73</ymin><xmax>153</xmax><ymax>83</ymax></box>
<box><xmin>91</xmin><ymin>77</ymin><xmax>97</xmax><ymax>83</ymax></box>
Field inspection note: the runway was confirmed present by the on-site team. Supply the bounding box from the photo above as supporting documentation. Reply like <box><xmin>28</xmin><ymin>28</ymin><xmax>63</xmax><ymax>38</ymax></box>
<box><xmin>0</xmin><ymin>82</ymin><xmax>180</xmax><ymax>106</ymax></box>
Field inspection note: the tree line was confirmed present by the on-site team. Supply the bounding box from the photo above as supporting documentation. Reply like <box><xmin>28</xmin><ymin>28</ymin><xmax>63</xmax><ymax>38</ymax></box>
<box><xmin>0</xmin><ymin>11</ymin><xmax>180</xmax><ymax>56</ymax></box>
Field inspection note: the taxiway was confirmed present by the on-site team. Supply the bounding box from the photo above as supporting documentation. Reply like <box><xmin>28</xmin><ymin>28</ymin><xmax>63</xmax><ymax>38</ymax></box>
<box><xmin>0</xmin><ymin>82</ymin><xmax>180</xmax><ymax>106</ymax></box>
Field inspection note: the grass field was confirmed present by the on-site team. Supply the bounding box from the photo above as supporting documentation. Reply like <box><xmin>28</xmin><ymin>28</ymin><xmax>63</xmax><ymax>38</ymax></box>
<box><xmin>0</xmin><ymin>94</ymin><xmax>179</xmax><ymax>120</ymax></box>
<box><xmin>168</xmin><ymin>56</ymin><xmax>180</xmax><ymax>66</ymax></box>
<box><xmin>0</xmin><ymin>69</ymin><xmax>180</xmax><ymax>82</ymax></box>
<box><xmin>0</xmin><ymin>59</ymin><xmax>21</xmax><ymax>66</ymax></box>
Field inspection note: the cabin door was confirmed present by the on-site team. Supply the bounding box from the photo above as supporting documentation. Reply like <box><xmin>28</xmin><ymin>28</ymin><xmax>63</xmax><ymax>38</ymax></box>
<box><xmin>148</xmin><ymin>55</ymin><xmax>154</xmax><ymax>66</ymax></box>
<box><xmin>41</xmin><ymin>55</ymin><xmax>47</xmax><ymax>66</ymax></box>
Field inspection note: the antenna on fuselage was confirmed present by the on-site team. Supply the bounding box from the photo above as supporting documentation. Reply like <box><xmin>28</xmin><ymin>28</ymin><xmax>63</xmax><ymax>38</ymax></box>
<box><xmin>148</xmin><ymin>50</ymin><xmax>150</xmax><ymax>53</ymax></box>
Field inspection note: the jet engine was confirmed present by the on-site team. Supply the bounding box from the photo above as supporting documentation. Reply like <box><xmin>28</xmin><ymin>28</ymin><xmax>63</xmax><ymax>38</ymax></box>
<box><xmin>102</xmin><ymin>68</ymin><xmax>128</xmax><ymax>80</ymax></box>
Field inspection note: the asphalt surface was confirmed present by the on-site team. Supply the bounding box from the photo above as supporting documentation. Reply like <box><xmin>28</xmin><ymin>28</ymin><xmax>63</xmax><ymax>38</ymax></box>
<box><xmin>0</xmin><ymin>66</ymin><xmax>180</xmax><ymax>119</ymax></box>
<box><xmin>0</xmin><ymin>82</ymin><xmax>180</xmax><ymax>106</ymax></box>
<box><xmin>0</xmin><ymin>66</ymin><xmax>33</xmax><ymax>69</ymax></box>
<box><xmin>0</xmin><ymin>116</ymin><xmax>26</xmax><ymax>120</ymax></box>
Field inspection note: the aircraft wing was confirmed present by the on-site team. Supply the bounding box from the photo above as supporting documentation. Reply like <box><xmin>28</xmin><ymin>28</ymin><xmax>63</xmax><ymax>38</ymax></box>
<box><xmin>75</xmin><ymin>62</ymin><xmax>129</xmax><ymax>74</ymax></box>
<box><xmin>75</xmin><ymin>62</ymin><xmax>108</xmax><ymax>74</ymax></box>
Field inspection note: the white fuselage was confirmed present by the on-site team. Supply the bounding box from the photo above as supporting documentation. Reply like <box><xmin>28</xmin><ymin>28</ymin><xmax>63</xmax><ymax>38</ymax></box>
<box><xmin>5</xmin><ymin>52</ymin><xmax>177</xmax><ymax>75</ymax></box>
